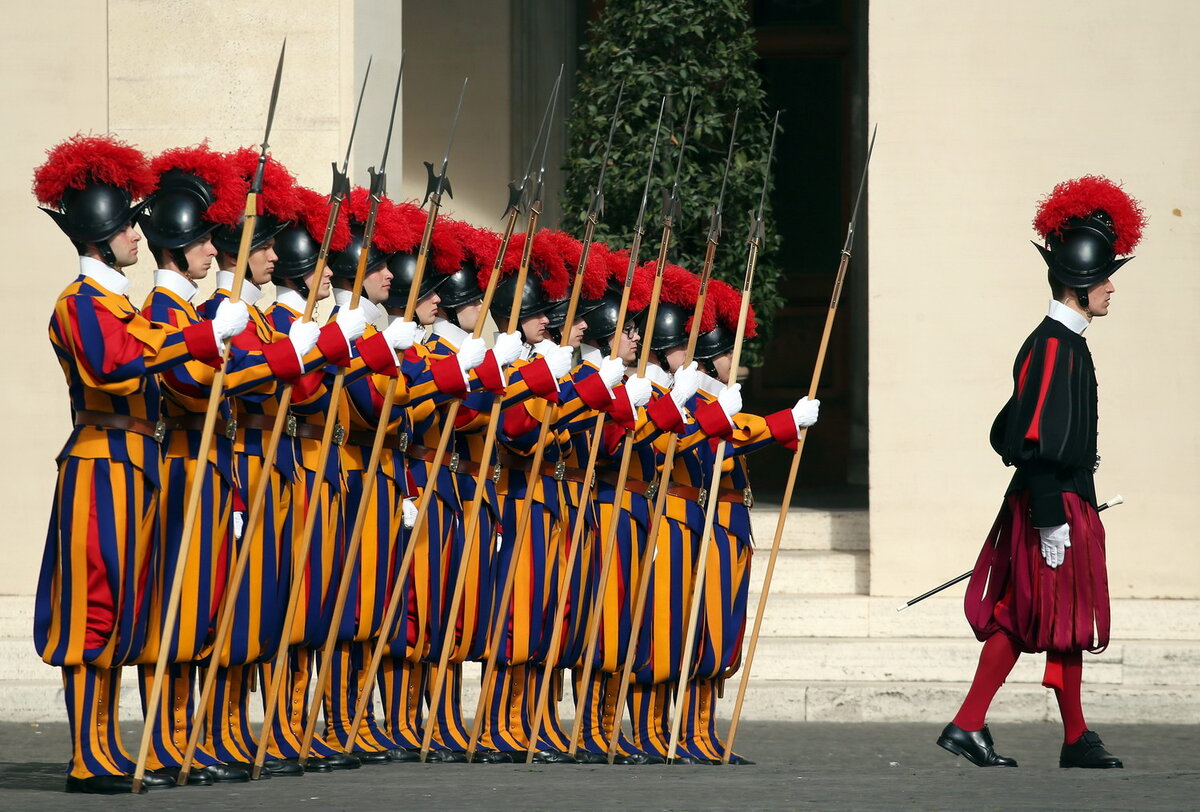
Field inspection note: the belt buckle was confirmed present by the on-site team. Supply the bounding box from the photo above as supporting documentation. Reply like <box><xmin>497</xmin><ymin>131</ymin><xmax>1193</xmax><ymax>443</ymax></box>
<box><xmin>698</xmin><ymin>488</ymin><xmax>708</xmax><ymax>510</ymax></box>
<box><xmin>589</xmin><ymin>470</ymin><xmax>597</xmax><ymax>488</ymax></box>
<box><xmin>225</xmin><ymin>418</ymin><xmax>238</xmax><ymax>441</ymax></box>
<box><xmin>398</xmin><ymin>433</ymin><xmax>409</xmax><ymax>453</ymax></box>
<box><xmin>645</xmin><ymin>479</ymin><xmax>659</xmax><ymax>500</ymax></box>
<box><xmin>285</xmin><ymin>414</ymin><xmax>298</xmax><ymax>437</ymax></box>
<box><xmin>492</xmin><ymin>463</ymin><xmax>502</xmax><ymax>483</ymax></box>
<box><xmin>743</xmin><ymin>486</ymin><xmax>754</xmax><ymax>508</ymax></box>
<box><xmin>554</xmin><ymin>460</ymin><xmax>566</xmax><ymax>482</ymax></box>
<box><xmin>448</xmin><ymin>452</ymin><xmax>461</xmax><ymax>473</ymax></box>
<box><xmin>333</xmin><ymin>423</ymin><xmax>346</xmax><ymax>446</ymax></box>
<box><xmin>153</xmin><ymin>420</ymin><xmax>167</xmax><ymax>444</ymax></box>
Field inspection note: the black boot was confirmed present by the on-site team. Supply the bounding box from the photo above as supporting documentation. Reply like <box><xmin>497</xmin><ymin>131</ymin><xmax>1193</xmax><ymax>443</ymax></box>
<box><xmin>936</xmin><ymin>722</ymin><xmax>1017</xmax><ymax>767</ymax></box>
<box><xmin>1060</xmin><ymin>731</ymin><xmax>1123</xmax><ymax>769</ymax></box>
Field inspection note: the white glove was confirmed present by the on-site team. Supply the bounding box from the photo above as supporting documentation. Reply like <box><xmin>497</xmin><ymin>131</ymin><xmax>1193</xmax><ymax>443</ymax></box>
<box><xmin>287</xmin><ymin>319</ymin><xmax>320</xmax><ymax>362</ymax></box>
<box><xmin>492</xmin><ymin>331</ymin><xmax>524</xmax><ymax>367</ymax></box>
<box><xmin>456</xmin><ymin>336</ymin><xmax>488</xmax><ymax>374</ymax></box>
<box><xmin>402</xmin><ymin>498</ymin><xmax>419</xmax><ymax>529</ymax></box>
<box><xmin>597</xmin><ymin>357</ymin><xmax>626</xmax><ymax>389</ymax></box>
<box><xmin>336</xmin><ymin>306</ymin><xmax>368</xmax><ymax>345</ymax></box>
<box><xmin>383</xmin><ymin>317</ymin><xmax>422</xmax><ymax>351</ymax></box>
<box><xmin>1038</xmin><ymin>523</ymin><xmax>1071</xmax><ymax>569</ymax></box>
<box><xmin>232</xmin><ymin>511</ymin><xmax>245</xmax><ymax>541</ymax></box>
<box><xmin>543</xmin><ymin>345</ymin><xmax>574</xmax><ymax>380</ymax></box>
<box><xmin>792</xmin><ymin>396</ymin><xmax>820</xmax><ymax>429</ymax></box>
<box><xmin>670</xmin><ymin>361</ymin><xmax>702</xmax><ymax>407</ymax></box>
<box><xmin>533</xmin><ymin>339</ymin><xmax>559</xmax><ymax>358</ymax></box>
<box><xmin>624</xmin><ymin>375</ymin><xmax>652</xmax><ymax>408</ymax></box>
<box><xmin>211</xmin><ymin>299</ymin><xmax>249</xmax><ymax>343</ymax></box>
<box><xmin>717</xmin><ymin>383</ymin><xmax>743</xmax><ymax>419</ymax></box>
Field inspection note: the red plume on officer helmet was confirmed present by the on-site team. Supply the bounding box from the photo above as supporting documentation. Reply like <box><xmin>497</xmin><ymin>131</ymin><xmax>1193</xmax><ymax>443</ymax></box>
<box><xmin>33</xmin><ymin>133</ymin><xmax>154</xmax><ymax>207</ymax></box>
<box><xmin>220</xmin><ymin>147</ymin><xmax>301</xmax><ymax>225</ymax></box>
<box><xmin>345</xmin><ymin>188</ymin><xmax>425</xmax><ymax>254</ymax></box>
<box><xmin>293</xmin><ymin>185</ymin><xmax>351</xmax><ymax>252</ymax></box>
<box><xmin>484</xmin><ymin>229</ymin><xmax>573</xmax><ymax>300</ymax></box>
<box><xmin>148</xmin><ymin>142</ymin><xmax>245</xmax><ymax>226</ymax></box>
<box><xmin>430</xmin><ymin>218</ymin><xmax>470</xmax><ymax>275</ymax></box>
<box><xmin>627</xmin><ymin>260</ymin><xmax>657</xmax><ymax>312</ymax></box>
<box><xmin>579</xmin><ymin>240</ymin><xmax>621</xmax><ymax>300</ymax></box>
<box><xmin>1033</xmin><ymin>175</ymin><xmax>1147</xmax><ymax>255</ymax></box>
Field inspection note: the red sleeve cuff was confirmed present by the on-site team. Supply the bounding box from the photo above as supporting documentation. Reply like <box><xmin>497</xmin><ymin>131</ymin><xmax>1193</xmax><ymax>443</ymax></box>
<box><xmin>293</xmin><ymin>370</ymin><xmax>324</xmax><ymax>401</ymax></box>
<box><xmin>695</xmin><ymin>399</ymin><xmax>735</xmax><ymax>439</ymax></box>
<box><xmin>601</xmin><ymin>422</ymin><xmax>625</xmax><ymax>455</ymax></box>
<box><xmin>646</xmin><ymin>394</ymin><xmax>686</xmax><ymax>433</ymax></box>
<box><xmin>182</xmin><ymin>321</ymin><xmax>223</xmax><ymax>367</ymax></box>
<box><xmin>432</xmin><ymin>355</ymin><xmax>470</xmax><ymax>397</ymax></box>
<box><xmin>357</xmin><ymin>331</ymin><xmax>399</xmax><ymax>376</ymax></box>
<box><xmin>765</xmin><ymin>408</ymin><xmax>800</xmax><ymax>450</ymax></box>
<box><xmin>608</xmin><ymin>385</ymin><xmax>636</xmax><ymax>431</ymax></box>
<box><xmin>317</xmin><ymin>322</ymin><xmax>352</xmax><ymax>367</ymax></box>
<box><xmin>522</xmin><ymin>358</ymin><xmax>559</xmax><ymax>402</ymax></box>
<box><xmin>575</xmin><ymin>372</ymin><xmax>614</xmax><ymax>410</ymax></box>
<box><xmin>502</xmin><ymin>404</ymin><xmax>540</xmax><ymax>439</ymax></box>
<box><xmin>476</xmin><ymin>351</ymin><xmax>506</xmax><ymax>395</ymax></box>
<box><xmin>263</xmin><ymin>337</ymin><xmax>304</xmax><ymax>382</ymax></box>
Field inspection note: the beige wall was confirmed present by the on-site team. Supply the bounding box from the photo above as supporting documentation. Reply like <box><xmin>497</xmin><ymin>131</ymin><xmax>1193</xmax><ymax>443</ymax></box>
<box><xmin>0</xmin><ymin>2</ymin><xmax>513</xmax><ymax>595</ymax></box>
<box><xmin>869</xmin><ymin>1</ymin><xmax>1200</xmax><ymax>598</ymax></box>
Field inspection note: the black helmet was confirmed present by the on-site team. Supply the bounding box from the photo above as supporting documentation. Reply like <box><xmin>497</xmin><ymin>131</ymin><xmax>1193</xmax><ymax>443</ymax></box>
<box><xmin>1034</xmin><ymin>210</ymin><xmax>1132</xmax><ymax>293</ymax></box>
<box><xmin>642</xmin><ymin>301</ymin><xmax>688</xmax><ymax>353</ymax></box>
<box><xmin>137</xmin><ymin>170</ymin><xmax>219</xmax><ymax>271</ymax></box>
<box><xmin>211</xmin><ymin>212</ymin><xmax>288</xmax><ymax>255</ymax></box>
<box><xmin>490</xmin><ymin>273</ymin><xmax>555</xmax><ymax>323</ymax></box>
<box><xmin>272</xmin><ymin>222</ymin><xmax>321</xmax><ymax>297</ymax></box>
<box><xmin>42</xmin><ymin>184</ymin><xmax>151</xmax><ymax>267</ymax></box>
<box><xmin>693</xmin><ymin>323</ymin><xmax>734</xmax><ymax>362</ymax></box>
<box><xmin>328</xmin><ymin>224</ymin><xmax>391</xmax><ymax>281</ymax></box>
<box><xmin>438</xmin><ymin>264</ymin><xmax>484</xmax><ymax>310</ymax></box>
<box><xmin>581</xmin><ymin>292</ymin><xmax>623</xmax><ymax>356</ymax></box>
<box><xmin>384</xmin><ymin>251</ymin><xmax>451</xmax><ymax>311</ymax></box>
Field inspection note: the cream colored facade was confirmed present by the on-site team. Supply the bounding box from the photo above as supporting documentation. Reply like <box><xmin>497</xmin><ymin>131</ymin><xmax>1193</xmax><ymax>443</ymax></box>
<box><xmin>869</xmin><ymin>0</ymin><xmax>1200</xmax><ymax>600</ymax></box>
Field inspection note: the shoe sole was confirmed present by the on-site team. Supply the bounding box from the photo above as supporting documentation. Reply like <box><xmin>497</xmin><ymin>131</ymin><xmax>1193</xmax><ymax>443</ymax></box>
<box><xmin>937</xmin><ymin>736</ymin><xmax>1016</xmax><ymax>768</ymax></box>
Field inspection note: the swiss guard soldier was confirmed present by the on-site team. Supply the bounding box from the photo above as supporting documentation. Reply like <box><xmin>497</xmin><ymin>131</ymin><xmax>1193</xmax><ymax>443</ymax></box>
<box><xmin>938</xmin><ymin>176</ymin><xmax>1146</xmax><ymax>770</ymax></box>
<box><xmin>201</xmin><ymin>151</ymin><xmax>364</xmax><ymax>774</ymax></box>
<box><xmin>135</xmin><ymin>144</ymin><xmax>320</xmax><ymax>785</ymax></box>
<box><xmin>33</xmin><ymin>134</ymin><xmax>250</xmax><ymax>794</ymax></box>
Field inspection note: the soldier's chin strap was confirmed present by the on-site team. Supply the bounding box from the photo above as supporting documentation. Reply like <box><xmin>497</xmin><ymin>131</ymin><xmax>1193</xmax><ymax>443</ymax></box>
<box><xmin>82</xmin><ymin>239</ymin><xmax>119</xmax><ymax>269</ymax></box>
<box><xmin>170</xmin><ymin>247</ymin><xmax>190</xmax><ymax>274</ymax></box>
<box><xmin>1075</xmin><ymin>287</ymin><xmax>1091</xmax><ymax>313</ymax></box>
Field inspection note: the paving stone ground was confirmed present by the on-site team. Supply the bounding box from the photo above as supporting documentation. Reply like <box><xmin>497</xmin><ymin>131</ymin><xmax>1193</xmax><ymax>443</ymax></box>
<box><xmin>0</xmin><ymin>721</ymin><xmax>1195</xmax><ymax>810</ymax></box>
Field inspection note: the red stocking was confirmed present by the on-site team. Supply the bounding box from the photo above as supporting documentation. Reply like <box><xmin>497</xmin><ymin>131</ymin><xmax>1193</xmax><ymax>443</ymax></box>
<box><xmin>1050</xmin><ymin>650</ymin><xmax>1086</xmax><ymax>743</ymax></box>
<box><xmin>952</xmin><ymin>633</ymin><xmax>1021</xmax><ymax>731</ymax></box>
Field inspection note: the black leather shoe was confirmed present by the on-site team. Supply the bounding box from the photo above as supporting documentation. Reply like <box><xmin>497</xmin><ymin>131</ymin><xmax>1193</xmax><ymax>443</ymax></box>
<box><xmin>200</xmin><ymin>762</ymin><xmax>250</xmax><ymax>782</ymax></box>
<box><xmin>667</xmin><ymin>755</ymin><xmax>710</xmax><ymax>765</ymax></box>
<box><xmin>1060</xmin><ymin>731</ymin><xmax>1123</xmax><ymax>769</ymax></box>
<box><xmin>531</xmin><ymin>749</ymin><xmax>577</xmax><ymax>764</ymax></box>
<box><xmin>321</xmin><ymin>752</ymin><xmax>362</xmax><ymax>770</ymax></box>
<box><xmin>472</xmin><ymin>749</ymin><xmax>513</xmax><ymax>764</ymax></box>
<box><xmin>355</xmin><ymin>749</ymin><xmax>391</xmax><ymax>765</ymax></box>
<box><xmin>386</xmin><ymin>748</ymin><xmax>421</xmax><ymax>763</ymax></box>
<box><xmin>723</xmin><ymin>753</ymin><xmax>755</xmax><ymax>765</ymax></box>
<box><xmin>261</xmin><ymin>758</ymin><xmax>303</xmax><ymax>777</ymax></box>
<box><xmin>937</xmin><ymin>722</ymin><xmax>1017</xmax><ymax>767</ymax></box>
<box><xmin>303</xmin><ymin>756</ymin><xmax>333</xmax><ymax>773</ymax></box>
<box><xmin>151</xmin><ymin>766</ymin><xmax>213</xmax><ymax>786</ymax></box>
<box><xmin>573</xmin><ymin>750</ymin><xmax>608</xmax><ymax>764</ymax></box>
<box><xmin>614</xmin><ymin>752</ymin><xmax>667</xmax><ymax>765</ymax></box>
<box><xmin>66</xmin><ymin>774</ymin><xmax>145</xmax><ymax>794</ymax></box>
<box><xmin>432</xmin><ymin>750</ymin><xmax>468</xmax><ymax>763</ymax></box>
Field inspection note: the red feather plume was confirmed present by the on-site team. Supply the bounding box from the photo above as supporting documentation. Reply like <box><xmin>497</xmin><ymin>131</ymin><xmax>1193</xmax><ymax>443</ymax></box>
<box><xmin>580</xmin><ymin>240</ymin><xmax>619</xmax><ymax>300</ymax></box>
<box><xmin>293</xmin><ymin>186</ymin><xmax>351</xmax><ymax>252</ymax></box>
<box><xmin>1033</xmin><ymin>175</ymin><xmax>1147</xmax><ymax>255</ymax></box>
<box><xmin>33</xmin><ymin>133</ymin><xmax>154</xmax><ymax>207</ymax></box>
<box><xmin>656</xmin><ymin>263</ymin><xmax>701</xmax><ymax>309</ymax></box>
<box><xmin>454</xmin><ymin>220</ymin><xmax>502</xmax><ymax>274</ymax></box>
<box><xmin>348</xmin><ymin>189</ymin><xmax>425</xmax><ymax>254</ymax></box>
<box><xmin>626</xmin><ymin>260</ymin><xmax>656</xmax><ymax>312</ymax></box>
<box><xmin>430</xmin><ymin>218</ymin><xmax>469</xmax><ymax>275</ymax></box>
<box><xmin>221</xmin><ymin>147</ymin><xmax>300</xmax><ymax>225</ymax></box>
<box><xmin>528</xmin><ymin>229</ymin><xmax>573</xmax><ymax>301</ymax></box>
<box><xmin>706</xmin><ymin>278</ymin><xmax>757</xmax><ymax>339</ymax></box>
<box><xmin>149</xmin><ymin>142</ymin><xmax>246</xmax><ymax>226</ymax></box>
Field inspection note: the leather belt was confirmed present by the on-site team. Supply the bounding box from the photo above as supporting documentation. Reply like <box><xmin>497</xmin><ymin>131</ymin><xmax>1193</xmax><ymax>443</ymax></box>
<box><xmin>596</xmin><ymin>470</ymin><xmax>656</xmax><ymax>497</ymax></box>
<box><xmin>292</xmin><ymin>421</ymin><xmax>345</xmax><ymax>445</ymax></box>
<box><xmin>162</xmin><ymin>413</ymin><xmax>238</xmax><ymax>441</ymax></box>
<box><xmin>666</xmin><ymin>482</ymin><xmax>755</xmax><ymax>509</ymax></box>
<box><xmin>74</xmin><ymin>410</ymin><xmax>165</xmax><ymax>443</ymax></box>
<box><xmin>408</xmin><ymin>443</ymin><xmax>502</xmax><ymax>482</ymax></box>
<box><xmin>347</xmin><ymin>428</ymin><xmax>388</xmax><ymax>448</ymax></box>
<box><xmin>497</xmin><ymin>452</ymin><xmax>590</xmax><ymax>484</ymax></box>
<box><xmin>237</xmin><ymin>411</ymin><xmax>300</xmax><ymax>437</ymax></box>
